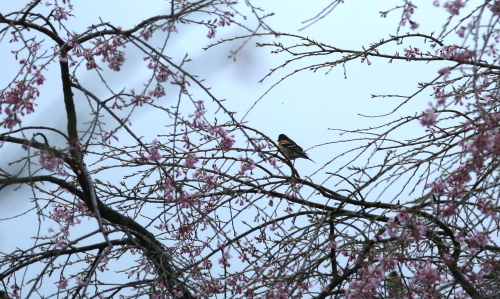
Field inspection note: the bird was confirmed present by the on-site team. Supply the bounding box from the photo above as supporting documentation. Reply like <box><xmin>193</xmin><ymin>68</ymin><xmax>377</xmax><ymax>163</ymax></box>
<box><xmin>385</xmin><ymin>271</ymin><xmax>403</xmax><ymax>297</ymax></box>
<box><xmin>277</xmin><ymin>134</ymin><xmax>315</xmax><ymax>163</ymax></box>
<box><xmin>0</xmin><ymin>291</ymin><xmax>9</xmax><ymax>299</ymax></box>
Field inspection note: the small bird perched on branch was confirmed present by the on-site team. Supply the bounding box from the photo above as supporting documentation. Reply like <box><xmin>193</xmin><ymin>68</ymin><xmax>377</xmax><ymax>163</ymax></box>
<box><xmin>277</xmin><ymin>134</ymin><xmax>315</xmax><ymax>163</ymax></box>
<box><xmin>386</xmin><ymin>271</ymin><xmax>403</xmax><ymax>297</ymax></box>
<box><xmin>0</xmin><ymin>290</ymin><xmax>9</xmax><ymax>299</ymax></box>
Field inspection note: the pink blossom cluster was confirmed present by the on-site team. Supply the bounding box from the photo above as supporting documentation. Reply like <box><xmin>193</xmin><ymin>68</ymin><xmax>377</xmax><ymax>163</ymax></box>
<box><xmin>438</xmin><ymin>46</ymin><xmax>472</xmax><ymax>62</ymax></box>
<box><xmin>439</xmin><ymin>203</ymin><xmax>460</xmax><ymax>218</ymax></box>
<box><xmin>455</xmin><ymin>26</ymin><xmax>467</xmax><ymax>38</ymax></box>
<box><xmin>238</xmin><ymin>157</ymin><xmax>256</xmax><ymax>175</ymax></box>
<box><xmin>432</xmin><ymin>86</ymin><xmax>452</xmax><ymax>106</ymax></box>
<box><xmin>379</xmin><ymin>2</ymin><xmax>419</xmax><ymax>30</ymax></box>
<box><xmin>184</xmin><ymin>154</ymin><xmax>199</xmax><ymax>168</ymax></box>
<box><xmin>56</xmin><ymin>277</ymin><xmax>68</xmax><ymax>289</ymax></box>
<box><xmin>205</xmin><ymin>13</ymin><xmax>234</xmax><ymax>38</ymax></box>
<box><xmin>131</xmin><ymin>153</ymin><xmax>149</xmax><ymax>165</ymax></box>
<box><xmin>171</xmin><ymin>74</ymin><xmax>189</xmax><ymax>93</ymax></box>
<box><xmin>265</xmin><ymin>283</ymin><xmax>290</xmax><ymax>299</ymax></box>
<box><xmin>162</xmin><ymin>24</ymin><xmax>178</xmax><ymax>33</ymax></box>
<box><xmin>386</xmin><ymin>211</ymin><xmax>428</xmax><ymax>241</ymax></box>
<box><xmin>49</xmin><ymin>203</ymin><xmax>79</xmax><ymax>225</ymax></box>
<box><xmin>162</xmin><ymin>178</ymin><xmax>176</xmax><ymax>196</ymax></box>
<box><xmin>147</xmin><ymin>139</ymin><xmax>162</xmax><ymax>161</ymax></box>
<box><xmin>139</xmin><ymin>29</ymin><xmax>152</xmax><ymax>41</ymax></box>
<box><xmin>435</xmin><ymin>166</ymin><xmax>470</xmax><ymax>198</ymax></box>
<box><xmin>443</xmin><ymin>0</ymin><xmax>466</xmax><ymax>15</ymax></box>
<box><xmin>438</xmin><ymin>67</ymin><xmax>451</xmax><ymax>80</ymax></box>
<box><xmin>74</xmin><ymin>200</ymin><xmax>91</xmax><ymax>216</ymax></box>
<box><xmin>218</xmin><ymin>14</ymin><xmax>233</xmax><ymax>27</ymax></box>
<box><xmin>463</xmin><ymin>230</ymin><xmax>490</xmax><ymax>252</ymax></box>
<box><xmin>97</xmin><ymin>254</ymin><xmax>110</xmax><ymax>272</ymax></box>
<box><xmin>37</xmin><ymin>149</ymin><xmax>69</xmax><ymax>176</ymax></box>
<box><xmin>188</xmin><ymin>101</ymin><xmax>235</xmax><ymax>152</ymax></box>
<box><xmin>206</xmin><ymin>27</ymin><xmax>217</xmax><ymax>39</ymax></box>
<box><xmin>431</xmin><ymin>119</ymin><xmax>500</xmax><ymax>199</ymax></box>
<box><xmin>218</xmin><ymin>249</ymin><xmax>232</xmax><ymax>267</ymax></box>
<box><xmin>45</xmin><ymin>2</ymin><xmax>72</xmax><ymax>21</ymax></box>
<box><xmin>413</xmin><ymin>261</ymin><xmax>441</xmax><ymax>284</ymax></box>
<box><xmin>53</xmin><ymin>6</ymin><xmax>70</xmax><ymax>21</ymax></box>
<box><xmin>145</xmin><ymin>61</ymin><xmax>174</xmax><ymax>98</ymax></box>
<box><xmin>193</xmin><ymin>168</ymin><xmax>222</xmax><ymax>196</ymax></box>
<box><xmin>129</xmin><ymin>93</ymin><xmax>152</xmax><ymax>106</ymax></box>
<box><xmin>285</xmin><ymin>181</ymin><xmax>302</xmax><ymax>199</ymax></box>
<box><xmin>476</xmin><ymin>198</ymin><xmax>498</xmax><ymax>219</ymax></box>
<box><xmin>489</xmin><ymin>0</ymin><xmax>500</xmax><ymax>15</ymax></box>
<box><xmin>211</xmin><ymin>126</ymin><xmax>235</xmax><ymax>152</ymax></box>
<box><xmin>403</xmin><ymin>2</ymin><xmax>420</xmax><ymax>30</ymax></box>
<box><xmin>268</xmin><ymin>157</ymin><xmax>282</xmax><ymax>169</ymax></box>
<box><xmin>343</xmin><ymin>264</ymin><xmax>387</xmax><ymax>299</ymax></box>
<box><xmin>82</xmin><ymin>37</ymin><xmax>126</xmax><ymax>71</ymax></box>
<box><xmin>404</xmin><ymin>47</ymin><xmax>420</xmax><ymax>61</ymax></box>
<box><xmin>1</xmin><ymin>79</ymin><xmax>42</xmax><ymax>128</ymax></box>
<box><xmin>48</xmin><ymin>201</ymin><xmax>85</xmax><ymax>248</ymax></box>
<box><xmin>419</xmin><ymin>107</ymin><xmax>438</xmax><ymax>127</ymax></box>
<box><xmin>155</xmin><ymin>65</ymin><xmax>173</xmax><ymax>83</ymax></box>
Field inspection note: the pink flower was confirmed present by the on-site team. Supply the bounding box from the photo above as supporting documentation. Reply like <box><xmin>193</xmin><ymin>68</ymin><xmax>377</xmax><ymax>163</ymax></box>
<box><xmin>107</xmin><ymin>51</ymin><xmax>126</xmax><ymax>71</ymax></box>
<box><xmin>184</xmin><ymin>154</ymin><xmax>199</xmax><ymax>168</ymax></box>
<box><xmin>139</xmin><ymin>29</ymin><xmax>152</xmax><ymax>41</ymax></box>
<box><xmin>410</xmin><ymin>20</ymin><xmax>420</xmax><ymax>30</ymax></box>
<box><xmin>217</xmin><ymin>131</ymin><xmax>235</xmax><ymax>152</ymax></box>
<box><xmin>53</xmin><ymin>6</ymin><xmax>69</xmax><ymax>21</ymax></box>
<box><xmin>240</xmin><ymin>159</ymin><xmax>256</xmax><ymax>173</ymax></box>
<box><xmin>269</xmin><ymin>157</ymin><xmax>282</xmax><ymax>169</ymax></box>
<box><xmin>438</xmin><ymin>67</ymin><xmax>451</xmax><ymax>80</ymax></box>
<box><xmin>34</xmin><ymin>72</ymin><xmax>46</xmax><ymax>85</ymax></box>
<box><xmin>1</xmin><ymin>81</ymin><xmax>40</xmax><ymax>128</ymax></box>
<box><xmin>206</xmin><ymin>28</ymin><xmax>216</xmax><ymax>39</ymax></box>
<box><xmin>414</xmin><ymin>261</ymin><xmax>441</xmax><ymax>284</ymax></box>
<box><xmin>478</xmin><ymin>200</ymin><xmax>497</xmax><ymax>218</ymax></box>
<box><xmin>75</xmin><ymin>276</ymin><xmax>86</xmax><ymax>286</ymax></box>
<box><xmin>490</xmin><ymin>0</ymin><xmax>500</xmax><ymax>15</ymax></box>
<box><xmin>147</xmin><ymin>140</ymin><xmax>162</xmax><ymax>161</ymax></box>
<box><xmin>86</xmin><ymin>58</ymin><xmax>97</xmax><ymax>70</ymax></box>
<box><xmin>443</xmin><ymin>0</ymin><xmax>466</xmax><ymax>15</ymax></box>
<box><xmin>344</xmin><ymin>264</ymin><xmax>385</xmax><ymax>299</ymax></box>
<box><xmin>404</xmin><ymin>47</ymin><xmax>419</xmax><ymax>61</ymax></box>
<box><xmin>465</xmin><ymin>230</ymin><xmax>490</xmax><ymax>249</ymax></box>
<box><xmin>38</xmin><ymin>149</ymin><xmax>68</xmax><ymax>176</ymax></box>
<box><xmin>156</xmin><ymin>67</ymin><xmax>172</xmax><ymax>82</ymax></box>
<box><xmin>148</xmin><ymin>85</ymin><xmax>166</xmax><ymax>98</ymax></box>
<box><xmin>162</xmin><ymin>25</ymin><xmax>178</xmax><ymax>32</ymax></box>
<box><xmin>56</xmin><ymin>277</ymin><xmax>68</xmax><ymax>289</ymax></box>
<box><xmin>411</xmin><ymin>221</ymin><xmax>428</xmax><ymax>241</ymax></box>
<box><xmin>440</xmin><ymin>203</ymin><xmax>459</xmax><ymax>218</ymax></box>
<box><xmin>456</xmin><ymin>26</ymin><xmax>466</xmax><ymax>37</ymax></box>
<box><xmin>452</xmin><ymin>50</ymin><xmax>471</xmax><ymax>62</ymax></box>
<box><xmin>419</xmin><ymin>108</ymin><xmax>438</xmax><ymax>127</ymax></box>
<box><xmin>426</xmin><ymin>179</ymin><xmax>447</xmax><ymax>195</ymax></box>
<box><xmin>92</xmin><ymin>37</ymin><xmax>127</xmax><ymax>71</ymax></box>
